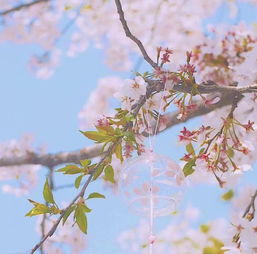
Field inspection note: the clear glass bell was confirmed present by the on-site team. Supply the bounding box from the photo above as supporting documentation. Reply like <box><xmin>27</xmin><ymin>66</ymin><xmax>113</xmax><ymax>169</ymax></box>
<box><xmin>119</xmin><ymin>151</ymin><xmax>184</xmax><ymax>217</ymax></box>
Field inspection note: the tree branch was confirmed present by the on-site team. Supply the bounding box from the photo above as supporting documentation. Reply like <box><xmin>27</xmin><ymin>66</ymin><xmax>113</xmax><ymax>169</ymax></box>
<box><xmin>0</xmin><ymin>145</ymin><xmax>102</xmax><ymax>168</ymax></box>
<box><xmin>147</xmin><ymin>79</ymin><xmax>257</xmax><ymax>96</ymax></box>
<box><xmin>0</xmin><ymin>91</ymin><xmax>249</xmax><ymax>169</ymax></box>
<box><xmin>114</xmin><ymin>0</ymin><xmax>257</xmax><ymax>97</ymax></box>
<box><xmin>0</xmin><ymin>0</ymin><xmax>255</xmax><ymax>171</ymax></box>
<box><xmin>29</xmin><ymin>59</ymin><xmax>163</xmax><ymax>253</ymax></box>
<box><xmin>114</xmin><ymin>0</ymin><xmax>257</xmax><ymax>96</ymax></box>
<box><xmin>243</xmin><ymin>189</ymin><xmax>257</xmax><ymax>220</ymax></box>
<box><xmin>156</xmin><ymin>92</ymin><xmax>244</xmax><ymax>135</ymax></box>
<box><xmin>114</xmin><ymin>0</ymin><xmax>158</xmax><ymax>69</ymax></box>
<box><xmin>28</xmin><ymin>87</ymin><xmax>247</xmax><ymax>252</ymax></box>
<box><xmin>5</xmin><ymin>0</ymin><xmax>257</xmax><ymax>251</ymax></box>
<box><xmin>0</xmin><ymin>0</ymin><xmax>50</xmax><ymax>16</ymax></box>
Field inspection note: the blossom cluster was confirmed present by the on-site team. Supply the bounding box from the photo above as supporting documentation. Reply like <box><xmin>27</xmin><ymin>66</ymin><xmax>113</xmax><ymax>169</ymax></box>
<box><xmin>223</xmin><ymin>187</ymin><xmax>257</xmax><ymax>253</ymax></box>
<box><xmin>79</xmin><ymin>76</ymin><xmax>122</xmax><ymax>129</ymax></box>
<box><xmin>179</xmin><ymin>115</ymin><xmax>255</xmax><ymax>187</ymax></box>
<box><xmin>0</xmin><ymin>0</ymin><xmax>244</xmax><ymax>78</ymax></box>
<box><xmin>192</xmin><ymin>27</ymin><xmax>257</xmax><ymax>86</ymax></box>
<box><xmin>2</xmin><ymin>1</ymin><xmax>257</xmax><ymax>253</ymax></box>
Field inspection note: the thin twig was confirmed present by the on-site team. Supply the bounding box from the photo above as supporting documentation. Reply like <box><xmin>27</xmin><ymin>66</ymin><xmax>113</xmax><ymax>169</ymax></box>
<box><xmin>30</xmin><ymin>173</ymin><xmax>93</xmax><ymax>254</ymax></box>
<box><xmin>30</xmin><ymin>64</ymin><xmax>160</xmax><ymax>253</ymax></box>
<box><xmin>114</xmin><ymin>0</ymin><xmax>158</xmax><ymax>69</ymax></box>
<box><xmin>152</xmin><ymin>92</ymin><xmax>243</xmax><ymax>136</ymax></box>
<box><xmin>228</xmin><ymin>93</ymin><xmax>241</xmax><ymax>118</ymax></box>
<box><xmin>39</xmin><ymin>213</ymin><xmax>46</xmax><ymax>254</ymax></box>
<box><xmin>39</xmin><ymin>167</ymin><xmax>54</xmax><ymax>254</ymax></box>
<box><xmin>130</xmin><ymin>0</ymin><xmax>165</xmax><ymax>77</ymax></box>
<box><xmin>12</xmin><ymin>1</ymin><xmax>257</xmax><ymax>251</ymax></box>
<box><xmin>36</xmin><ymin>1</ymin><xmax>84</xmax><ymax>65</ymax></box>
<box><xmin>54</xmin><ymin>183</ymin><xmax>76</xmax><ymax>190</ymax></box>
<box><xmin>30</xmin><ymin>72</ymin><xmax>245</xmax><ymax>252</ymax></box>
<box><xmin>30</xmin><ymin>142</ymin><xmax>115</xmax><ymax>252</ymax></box>
<box><xmin>114</xmin><ymin>0</ymin><xmax>257</xmax><ymax>96</ymax></box>
<box><xmin>0</xmin><ymin>0</ymin><xmax>49</xmax><ymax>16</ymax></box>
<box><xmin>243</xmin><ymin>190</ymin><xmax>257</xmax><ymax>220</ymax></box>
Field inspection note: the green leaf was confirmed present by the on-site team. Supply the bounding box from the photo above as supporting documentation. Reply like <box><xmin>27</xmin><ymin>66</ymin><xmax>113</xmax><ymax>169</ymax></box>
<box><xmin>75</xmin><ymin>205</ymin><xmax>87</xmax><ymax>234</ymax></box>
<box><xmin>209</xmin><ymin>237</ymin><xmax>224</xmax><ymax>250</ymax></box>
<box><xmin>80</xmin><ymin>131</ymin><xmax>110</xmax><ymax>143</ymax></box>
<box><xmin>64</xmin><ymin>5</ymin><xmax>73</xmax><ymax>11</ymax></box>
<box><xmin>96</xmin><ymin>125</ymin><xmax>115</xmax><ymax>135</ymax></box>
<box><xmin>183</xmin><ymin>159</ymin><xmax>196</xmax><ymax>176</ymax></box>
<box><xmin>114</xmin><ymin>128</ymin><xmax>123</xmax><ymax>136</ymax></box>
<box><xmin>27</xmin><ymin>199</ymin><xmax>39</xmax><ymax>206</ymax></box>
<box><xmin>95</xmin><ymin>126</ymin><xmax>107</xmax><ymax>134</ymax></box>
<box><xmin>115</xmin><ymin>142</ymin><xmax>123</xmax><ymax>162</ymax></box>
<box><xmin>87</xmin><ymin>192</ymin><xmax>105</xmax><ymax>200</ymax></box>
<box><xmin>26</xmin><ymin>206</ymin><xmax>49</xmax><ymax>217</ymax></box>
<box><xmin>200</xmin><ymin>224</ymin><xmax>210</xmax><ymax>233</ymax></box>
<box><xmin>199</xmin><ymin>148</ymin><xmax>205</xmax><ymax>155</ymax></box>
<box><xmin>74</xmin><ymin>175</ymin><xmax>83</xmax><ymax>189</ymax></box>
<box><xmin>62</xmin><ymin>205</ymin><xmax>75</xmax><ymax>225</ymax></box>
<box><xmin>104</xmin><ymin>165</ymin><xmax>115</xmax><ymax>183</ymax></box>
<box><xmin>25</xmin><ymin>200</ymin><xmax>49</xmax><ymax>217</ymax></box>
<box><xmin>124</xmin><ymin>131</ymin><xmax>136</xmax><ymax>142</ymax></box>
<box><xmin>56</xmin><ymin>164</ymin><xmax>82</xmax><ymax>174</ymax></box>
<box><xmin>221</xmin><ymin>189</ymin><xmax>234</xmax><ymax>201</ymax></box>
<box><xmin>81</xmin><ymin>203</ymin><xmax>92</xmax><ymax>213</ymax></box>
<box><xmin>186</xmin><ymin>143</ymin><xmax>195</xmax><ymax>155</ymax></box>
<box><xmin>49</xmin><ymin>206</ymin><xmax>61</xmax><ymax>215</ymax></box>
<box><xmin>141</xmin><ymin>243</ymin><xmax>148</xmax><ymax>248</ymax></box>
<box><xmin>80</xmin><ymin>159</ymin><xmax>91</xmax><ymax>167</ymax></box>
<box><xmin>227</xmin><ymin>148</ymin><xmax>234</xmax><ymax>158</ymax></box>
<box><xmin>203</xmin><ymin>247</ymin><xmax>215</xmax><ymax>254</ymax></box>
<box><xmin>43</xmin><ymin>179</ymin><xmax>55</xmax><ymax>204</ymax></box>
<box><xmin>92</xmin><ymin>164</ymin><xmax>105</xmax><ymax>180</ymax></box>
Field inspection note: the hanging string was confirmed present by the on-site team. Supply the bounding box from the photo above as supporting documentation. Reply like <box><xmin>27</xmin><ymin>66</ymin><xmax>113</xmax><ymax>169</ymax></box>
<box><xmin>152</xmin><ymin>81</ymin><xmax>168</xmax><ymax>148</ymax></box>
<box><xmin>145</xmin><ymin>80</ymin><xmax>168</xmax><ymax>254</ymax></box>
<box><xmin>145</xmin><ymin>111</ymin><xmax>155</xmax><ymax>254</ymax></box>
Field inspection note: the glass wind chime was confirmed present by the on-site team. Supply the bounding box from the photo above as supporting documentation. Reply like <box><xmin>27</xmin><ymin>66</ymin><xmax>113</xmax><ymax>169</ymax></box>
<box><xmin>120</xmin><ymin>89</ymin><xmax>184</xmax><ymax>254</ymax></box>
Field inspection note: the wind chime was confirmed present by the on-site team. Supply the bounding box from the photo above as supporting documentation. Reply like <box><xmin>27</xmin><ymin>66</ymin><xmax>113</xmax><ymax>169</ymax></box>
<box><xmin>120</xmin><ymin>88</ymin><xmax>184</xmax><ymax>254</ymax></box>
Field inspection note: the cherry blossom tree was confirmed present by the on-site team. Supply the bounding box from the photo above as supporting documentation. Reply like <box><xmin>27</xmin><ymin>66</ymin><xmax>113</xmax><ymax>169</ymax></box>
<box><xmin>1</xmin><ymin>0</ymin><xmax>257</xmax><ymax>253</ymax></box>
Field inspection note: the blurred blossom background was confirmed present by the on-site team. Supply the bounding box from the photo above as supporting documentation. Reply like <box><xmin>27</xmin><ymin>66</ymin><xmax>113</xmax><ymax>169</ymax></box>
<box><xmin>1</xmin><ymin>1</ymin><xmax>257</xmax><ymax>253</ymax></box>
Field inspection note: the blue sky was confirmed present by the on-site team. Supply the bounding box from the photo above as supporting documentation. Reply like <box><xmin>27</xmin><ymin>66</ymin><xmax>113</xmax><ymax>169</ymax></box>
<box><xmin>1</xmin><ymin>2</ymin><xmax>257</xmax><ymax>254</ymax></box>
